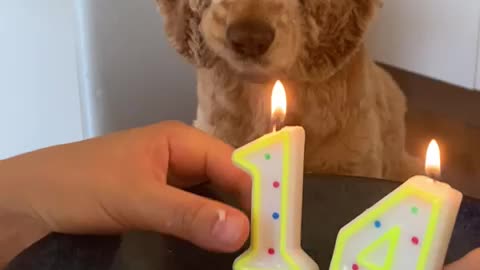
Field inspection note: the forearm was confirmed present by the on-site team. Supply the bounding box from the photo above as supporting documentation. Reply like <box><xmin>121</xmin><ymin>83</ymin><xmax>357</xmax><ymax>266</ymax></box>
<box><xmin>0</xmin><ymin>159</ymin><xmax>49</xmax><ymax>268</ymax></box>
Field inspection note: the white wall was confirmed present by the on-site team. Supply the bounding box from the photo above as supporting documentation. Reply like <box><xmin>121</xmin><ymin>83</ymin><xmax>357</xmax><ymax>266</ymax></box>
<box><xmin>0</xmin><ymin>1</ymin><xmax>83</xmax><ymax>159</ymax></box>
<box><xmin>477</xmin><ymin>19</ymin><xmax>480</xmax><ymax>90</ymax></box>
<box><xmin>75</xmin><ymin>0</ymin><xmax>196</xmax><ymax>137</ymax></box>
<box><xmin>367</xmin><ymin>0</ymin><xmax>480</xmax><ymax>89</ymax></box>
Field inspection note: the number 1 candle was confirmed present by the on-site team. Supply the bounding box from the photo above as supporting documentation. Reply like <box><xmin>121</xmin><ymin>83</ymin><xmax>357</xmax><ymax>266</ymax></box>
<box><xmin>329</xmin><ymin>140</ymin><xmax>463</xmax><ymax>270</ymax></box>
<box><xmin>232</xmin><ymin>81</ymin><xmax>319</xmax><ymax>270</ymax></box>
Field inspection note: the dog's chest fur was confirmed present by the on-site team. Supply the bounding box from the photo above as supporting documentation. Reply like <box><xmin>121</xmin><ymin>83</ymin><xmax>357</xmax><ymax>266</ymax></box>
<box><xmin>194</xmin><ymin>49</ymin><xmax>392</xmax><ymax>177</ymax></box>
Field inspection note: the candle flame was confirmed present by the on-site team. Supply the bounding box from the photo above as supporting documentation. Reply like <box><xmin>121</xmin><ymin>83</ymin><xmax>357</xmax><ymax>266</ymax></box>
<box><xmin>271</xmin><ymin>80</ymin><xmax>286</xmax><ymax>131</ymax></box>
<box><xmin>425</xmin><ymin>139</ymin><xmax>441</xmax><ymax>178</ymax></box>
<box><xmin>271</xmin><ymin>80</ymin><xmax>287</xmax><ymax>116</ymax></box>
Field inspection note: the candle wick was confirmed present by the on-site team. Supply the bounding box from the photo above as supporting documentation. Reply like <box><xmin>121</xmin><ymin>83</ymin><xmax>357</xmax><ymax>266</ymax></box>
<box><xmin>426</xmin><ymin>172</ymin><xmax>442</xmax><ymax>182</ymax></box>
<box><xmin>271</xmin><ymin>109</ymin><xmax>285</xmax><ymax>132</ymax></box>
<box><xmin>273</xmin><ymin>123</ymin><xmax>279</xmax><ymax>132</ymax></box>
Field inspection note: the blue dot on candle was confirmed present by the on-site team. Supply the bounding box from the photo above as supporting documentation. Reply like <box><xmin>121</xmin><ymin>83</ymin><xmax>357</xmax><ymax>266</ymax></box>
<box><xmin>272</xmin><ymin>212</ymin><xmax>280</xmax><ymax>220</ymax></box>
<box><xmin>374</xmin><ymin>220</ymin><xmax>382</xmax><ymax>228</ymax></box>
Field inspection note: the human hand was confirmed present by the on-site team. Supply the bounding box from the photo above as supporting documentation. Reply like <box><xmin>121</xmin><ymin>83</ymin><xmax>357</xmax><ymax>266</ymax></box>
<box><xmin>0</xmin><ymin>122</ymin><xmax>250</xmax><ymax>264</ymax></box>
<box><xmin>445</xmin><ymin>248</ymin><xmax>480</xmax><ymax>270</ymax></box>
<box><xmin>1</xmin><ymin>121</ymin><xmax>477</xmax><ymax>269</ymax></box>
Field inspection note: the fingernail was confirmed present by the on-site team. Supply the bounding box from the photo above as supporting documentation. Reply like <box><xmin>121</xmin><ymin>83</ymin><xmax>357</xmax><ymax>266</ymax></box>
<box><xmin>211</xmin><ymin>209</ymin><xmax>245</xmax><ymax>247</ymax></box>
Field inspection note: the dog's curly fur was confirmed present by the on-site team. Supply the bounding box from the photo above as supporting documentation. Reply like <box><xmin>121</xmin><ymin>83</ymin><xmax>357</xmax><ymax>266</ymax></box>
<box><xmin>155</xmin><ymin>0</ymin><xmax>422</xmax><ymax>181</ymax></box>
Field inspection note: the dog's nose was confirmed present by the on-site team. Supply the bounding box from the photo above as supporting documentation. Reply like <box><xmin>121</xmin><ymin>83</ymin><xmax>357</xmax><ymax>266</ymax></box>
<box><xmin>226</xmin><ymin>20</ymin><xmax>275</xmax><ymax>57</ymax></box>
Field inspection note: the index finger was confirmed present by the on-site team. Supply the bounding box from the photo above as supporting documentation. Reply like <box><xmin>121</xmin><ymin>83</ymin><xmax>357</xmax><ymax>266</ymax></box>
<box><xmin>152</xmin><ymin>122</ymin><xmax>251</xmax><ymax>207</ymax></box>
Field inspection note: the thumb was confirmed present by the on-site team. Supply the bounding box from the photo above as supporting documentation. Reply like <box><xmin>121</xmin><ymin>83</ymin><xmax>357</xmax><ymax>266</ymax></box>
<box><xmin>137</xmin><ymin>185</ymin><xmax>250</xmax><ymax>252</ymax></box>
<box><xmin>444</xmin><ymin>249</ymin><xmax>480</xmax><ymax>270</ymax></box>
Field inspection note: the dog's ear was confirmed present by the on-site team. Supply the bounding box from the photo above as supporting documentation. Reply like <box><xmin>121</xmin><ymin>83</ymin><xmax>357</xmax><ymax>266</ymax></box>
<box><xmin>155</xmin><ymin>0</ymin><xmax>217</xmax><ymax>67</ymax></box>
<box><xmin>296</xmin><ymin>0</ymin><xmax>379</xmax><ymax>80</ymax></box>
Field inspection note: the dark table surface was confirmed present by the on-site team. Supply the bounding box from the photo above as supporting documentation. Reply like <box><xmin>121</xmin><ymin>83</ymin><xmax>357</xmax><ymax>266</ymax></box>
<box><xmin>6</xmin><ymin>175</ymin><xmax>480</xmax><ymax>270</ymax></box>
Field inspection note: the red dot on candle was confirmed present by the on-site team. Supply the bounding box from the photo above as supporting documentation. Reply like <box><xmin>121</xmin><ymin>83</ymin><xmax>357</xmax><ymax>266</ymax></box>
<box><xmin>268</xmin><ymin>248</ymin><xmax>275</xmax><ymax>255</ymax></box>
<box><xmin>273</xmin><ymin>181</ymin><xmax>280</xmax><ymax>188</ymax></box>
<box><xmin>352</xmin><ymin>264</ymin><xmax>359</xmax><ymax>270</ymax></box>
<box><xmin>411</xmin><ymin>237</ymin><xmax>420</xmax><ymax>245</ymax></box>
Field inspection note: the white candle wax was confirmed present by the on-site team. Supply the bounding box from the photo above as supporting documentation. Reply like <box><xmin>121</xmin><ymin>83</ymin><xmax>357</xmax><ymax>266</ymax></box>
<box><xmin>232</xmin><ymin>126</ymin><xmax>318</xmax><ymax>270</ymax></box>
<box><xmin>329</xmin><ymin>176</ymin><xmax>463</xmax><ymax>270</ymax></box>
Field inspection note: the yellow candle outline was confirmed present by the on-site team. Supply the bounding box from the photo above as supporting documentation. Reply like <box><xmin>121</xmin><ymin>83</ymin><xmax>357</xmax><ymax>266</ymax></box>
<box><xmin>232</xmin><ymin>130</ymin><xmax>300</xmax><ymax>270</ymax></box>
<box><xmin>329</xmin><ymin>185</ymin><xmax>441</xmax><ymax>270</ymax></box>
<box><xmin>357</xmin><ymin>226</ymin><xmax>401</xmax><ymax>269</ymax></box>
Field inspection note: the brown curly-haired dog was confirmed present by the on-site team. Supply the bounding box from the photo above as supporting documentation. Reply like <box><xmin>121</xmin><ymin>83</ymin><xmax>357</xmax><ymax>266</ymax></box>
<box><xmin>155</xmin><ymin>0</ymin><xmax>422</xmax><ymax>181</ymax></box>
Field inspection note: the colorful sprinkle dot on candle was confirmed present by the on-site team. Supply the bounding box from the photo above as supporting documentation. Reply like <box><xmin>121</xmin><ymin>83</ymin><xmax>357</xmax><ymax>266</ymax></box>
<box><xmin>268</xmin><ymin>248</ymin><xmax>275</xmax><ymax>255</ymax></box>
<box><xmin>411</xmin><ymin>206</ymin><xmax>419</xmax><ymax>215</ymax></box>
<box><xmin>411</xmin><ymin>237</ymin><xmax>420</xmax><ymax>245</ymax></box>
<box><xmin>374</xmin><ymin>220</ymin><xmax>382</xmax><ymax>228</ymax></box>
<box><xmin>272</xmin><ymin>212</ymin><xmax>280</xmax><ymax>220</ymax></box>
<box><xmin>264</xmin><ymin>153</ymin><xmax>271</xmax><ymax>160</ymax></box>
<box><xmin>273</xmin><ymin>181</ymin><xmax>280</xmax><ymax>188</ymax></box>
<box><xmin>352</xmin><ymin>264</ymin><xmax>359</xmax><ymax>270</ymax></box>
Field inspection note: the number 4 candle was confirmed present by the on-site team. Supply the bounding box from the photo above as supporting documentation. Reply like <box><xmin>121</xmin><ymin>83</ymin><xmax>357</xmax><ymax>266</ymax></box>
<box><xmin>232</xmin><ymin>81</ymin><xmax>319</xmax><ymax>270</ymax></box>
<box><xmin>329</xmin><ymin>140</ymin><xmax>463</xmax><ymax>270</ymax></box>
